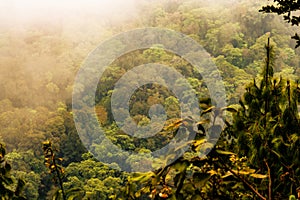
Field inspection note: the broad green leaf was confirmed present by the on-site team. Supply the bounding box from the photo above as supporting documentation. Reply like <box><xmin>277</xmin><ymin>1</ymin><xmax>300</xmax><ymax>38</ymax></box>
<box><xmin>172</xmin><ymin>160</ymin><xmax>189</xmax><ymax>172</ymax></box>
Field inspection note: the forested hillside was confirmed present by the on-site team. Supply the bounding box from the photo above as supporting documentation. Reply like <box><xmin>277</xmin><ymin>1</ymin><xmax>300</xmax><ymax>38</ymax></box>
<box><xmin>0</xmin><ymin>0</ymin><xmax>299</xmax><ymax>199</ymax></box>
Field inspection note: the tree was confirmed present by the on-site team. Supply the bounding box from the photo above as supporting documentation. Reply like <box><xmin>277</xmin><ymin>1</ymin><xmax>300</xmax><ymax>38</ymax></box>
<box><xmin>128</xmin><ymin>38</ymin><xmax>300</xmax><ymax>200</ymax></box>
<box><xmin>63</xmin><ymin>153</ymin><xmax>127</xmax><ymax>200</ymax></box>
<box><xmin>260</xmin><ymin>0</ymin><xmax>300</xmax><ymax>48</ymax></box>
<box><xmin>228</xmin><ymin>38</ymin><xmax>300</xmax><ymax>199</ymax></box>
<box><xmin>0</xmin><ymin>143</ymin><xmax>26</xmax><ymax>200</ymax></box>
<box><xmin>6</xmin><ymin>150</ymin><xmax>44</xmax><ymax>199</ymax></box>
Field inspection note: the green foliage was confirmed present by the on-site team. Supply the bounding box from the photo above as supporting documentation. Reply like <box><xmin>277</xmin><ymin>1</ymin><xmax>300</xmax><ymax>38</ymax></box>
<box><xmin>128</xmin><ymin>39</ymin><xmax>300</xmax><ymax>200</ymax></box>
<box><xmin>62</xmin><ymin>154</ymin><xmax>128</xmax><ymax>200</ymax></box>
<box><xmin>228</xmin><ymin>39</ymin><xmax>300</xmax><ymax>199</ymax></box>
<box><xmin>124</xmin><ymin>105</ymin><xmax>245</xmax><ymax>199</ymax></box>
<box><xmin>6</xmin><ymin>150</ymin><xmax>44</xmax><ymax>199</ymax></box>
<box><xmin>0</xmin><ymin>0</ymin><xmax>300</xmax><ymax>199</ymax></box>
<box><xmin>261</xmin><ymin>0</ymin><xmax>300</xmax><ymax>48</ymax></box>
<box><xmin>0</xmin><ymin>143</ymin><xmax>26</xmax><ymax>200</ymax></box>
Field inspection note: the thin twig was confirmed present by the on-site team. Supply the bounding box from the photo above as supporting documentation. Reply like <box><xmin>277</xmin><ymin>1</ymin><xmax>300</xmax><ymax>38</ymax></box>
<box><xmin>227</xmin><ymin>166</ymin><xmax>266</xmax><ymax>200</ymax></box>
<box><xmin>218</xmin><ymin>156</ymin><xmax>267</xmax><ymax>200</ymax></box>
<box><xmin>264</xmin><ymin>159</ymin><xmax>272</xmax><ymax>200</ymax></box>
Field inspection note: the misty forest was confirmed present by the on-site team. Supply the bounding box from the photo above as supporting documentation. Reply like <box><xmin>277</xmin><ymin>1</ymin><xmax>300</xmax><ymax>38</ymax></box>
<box><xmin>0</xmin><ymin>0</ymin><xmax>300</xmax><ymax>199</ymax></box>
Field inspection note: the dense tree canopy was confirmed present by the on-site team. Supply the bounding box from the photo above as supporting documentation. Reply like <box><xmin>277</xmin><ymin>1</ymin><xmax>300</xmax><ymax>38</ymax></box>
<box><xmin>0</xmin><ymin>0</ymin><xmax>299</xmax><ymax>199</ymax></box>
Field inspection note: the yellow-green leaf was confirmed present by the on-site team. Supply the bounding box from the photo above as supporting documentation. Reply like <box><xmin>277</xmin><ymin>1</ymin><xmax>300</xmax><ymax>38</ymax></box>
<box><xmin>250</xmin><ymin>173</ymin><xmax>267</xmax><ymax>179</ymax></box>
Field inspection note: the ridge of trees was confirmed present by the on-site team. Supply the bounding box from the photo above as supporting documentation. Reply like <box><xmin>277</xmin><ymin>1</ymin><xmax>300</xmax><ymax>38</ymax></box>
<box><xmin>124</xmin><ymin>38</ymin><xmax>300</xmax><ymax>200</ymax></box>
<box><xmin>0</xmin><ymin>0</ymin><xmax>299</xmax><ymax>199</ymax></box>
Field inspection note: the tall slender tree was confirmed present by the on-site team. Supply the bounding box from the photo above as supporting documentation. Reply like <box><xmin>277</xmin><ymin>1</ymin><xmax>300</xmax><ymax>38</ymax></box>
<box><xmin>230</xmin><ymin>38</ymin><xmax>300</xmax><ymax>199</ymax></box>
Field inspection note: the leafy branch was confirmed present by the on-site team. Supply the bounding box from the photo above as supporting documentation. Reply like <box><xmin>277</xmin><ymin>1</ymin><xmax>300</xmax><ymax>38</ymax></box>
<box><xmin>42</xmin><ymin>141</ymin><xmax>66</xmax><ymax>200</ymax></box>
